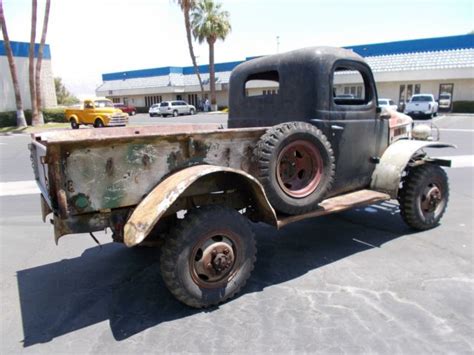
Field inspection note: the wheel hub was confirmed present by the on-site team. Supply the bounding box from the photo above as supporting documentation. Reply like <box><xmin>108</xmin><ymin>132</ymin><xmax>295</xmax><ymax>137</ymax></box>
<box><xmin>421</xmin><ymin>185</ymin><xmax>442</xmax><ymax>213</ymax></box>
<box><xmin>276</xmin><ymin>140</ymin><xmax>323</xmax><ymax>198</ymax></box>
<box><xmin>194</xmin><ymin>240</ymin><xmax>235</xmax><ymax>283</ymax></box>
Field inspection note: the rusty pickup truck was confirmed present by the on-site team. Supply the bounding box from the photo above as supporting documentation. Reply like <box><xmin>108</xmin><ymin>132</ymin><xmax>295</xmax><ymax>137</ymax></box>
<box><xmin>29</xmin><ymin>47</ymin><xmax>454</xmax><ymax>308</ymax></box>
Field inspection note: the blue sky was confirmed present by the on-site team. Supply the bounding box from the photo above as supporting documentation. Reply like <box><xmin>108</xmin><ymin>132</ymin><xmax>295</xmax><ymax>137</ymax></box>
<box><xmin>2</xmin><ymin>0</ymin><xmax>473</xmax><ymax>96</ymax></box>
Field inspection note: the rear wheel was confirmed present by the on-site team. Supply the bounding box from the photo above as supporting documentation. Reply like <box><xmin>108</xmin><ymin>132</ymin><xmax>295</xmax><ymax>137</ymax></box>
<box><xmin>160</xmin><ymin>206</ymin><xmax>256</xmax><ymax>308</ymax></box>
<box><xmin>70</xmin><ymin>118</ymin><xmax>79</xmax><ymax>129</ymax></box>
<box><xmin>398</xmin><ymin>164</ymin><xmax>449</xmax><ymax>230</ymax></box>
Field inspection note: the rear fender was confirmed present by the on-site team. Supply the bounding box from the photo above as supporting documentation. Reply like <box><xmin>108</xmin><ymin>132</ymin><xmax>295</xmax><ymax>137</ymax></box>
<box><xmin>68</xmin><ymin>114</ymin><xmax>79</xmax><ymax>123</ymax></box>
<box><xmin>370</xmin><ymin>139</ymin><xmax>456</xmax><ymax>198</ymax></box>
<box><xmin>123</xmin><ymin>165</ymin><xmax>277</xmax><ymax>247</ymax></box>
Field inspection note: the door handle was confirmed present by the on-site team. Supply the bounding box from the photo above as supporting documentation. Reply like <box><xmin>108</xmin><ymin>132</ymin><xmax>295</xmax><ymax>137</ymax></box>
<box><xmin>331</xmin><ymin>125</ymin><xmax>344</xmax><ymax>131</ymax></box>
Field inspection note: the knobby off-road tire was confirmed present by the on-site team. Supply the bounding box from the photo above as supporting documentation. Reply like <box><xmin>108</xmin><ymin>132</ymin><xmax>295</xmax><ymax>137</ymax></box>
<box><xmin>160</xmin><ymin>206</ymin><xmax>257</xmax><ymax>308</ymax></box>
<box><xmin>398</xmin><ymin>164</ymin><xmax>449</xmax><ymax>230</ymax></box>
<box><xmin>255</xmin><ymin>122</ymin><xmax>335</xmax><ymax>215</ymax></box>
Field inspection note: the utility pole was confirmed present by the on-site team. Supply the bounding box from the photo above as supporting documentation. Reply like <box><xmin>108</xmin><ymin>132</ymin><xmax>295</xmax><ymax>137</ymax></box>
<box><xmin>276</xmin><ymin>36</ymin><xmax>280</xmax><ymax>53</ymax></box>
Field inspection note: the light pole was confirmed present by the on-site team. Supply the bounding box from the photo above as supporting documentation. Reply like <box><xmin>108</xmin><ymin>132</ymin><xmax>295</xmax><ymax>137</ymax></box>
<box><xmin>276</xmin><ymin>36</ymin><xmax>280</xmax><ymax>53</ymax></box>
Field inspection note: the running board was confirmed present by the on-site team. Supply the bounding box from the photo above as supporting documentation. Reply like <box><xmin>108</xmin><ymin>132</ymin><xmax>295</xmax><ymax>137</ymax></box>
<box><xmin>277</xmin><ymin>189</ymin><xmax>391</xmax><ymax>228</ymax></box>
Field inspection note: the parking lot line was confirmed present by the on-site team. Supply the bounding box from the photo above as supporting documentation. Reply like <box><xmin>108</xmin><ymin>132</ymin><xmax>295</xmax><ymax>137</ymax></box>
<box><xmin>0</xmin><ymin>181</ymin><xmax>39</xmax><ymax>197</ymax></box>
<box><xmin>437</xmin><ymin>129</ymin><xmax>474</xmax><ymax>132</ymax></box>
<box><xmin>437</xmin><ymin>155</ymin><xmax>474</xmax><ymax>168</ymax></box>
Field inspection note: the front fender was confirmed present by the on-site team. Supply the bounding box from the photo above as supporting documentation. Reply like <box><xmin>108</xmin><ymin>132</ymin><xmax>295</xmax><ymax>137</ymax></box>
<box><xmin>123</xmin><ymin>165</ymin><xmax>277</xmax><ymax>247</ymax></box>
<box><xmin>370</xmin><ymin>139</ymin><xmax>456</xmax><ymax>198</ymax></box>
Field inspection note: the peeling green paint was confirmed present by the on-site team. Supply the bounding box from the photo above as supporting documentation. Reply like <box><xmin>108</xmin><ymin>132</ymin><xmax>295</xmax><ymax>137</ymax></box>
<box><xmin>102</xmin><ymin>181</ymin><xmax>127</xmax><ymax>209</ymax></box>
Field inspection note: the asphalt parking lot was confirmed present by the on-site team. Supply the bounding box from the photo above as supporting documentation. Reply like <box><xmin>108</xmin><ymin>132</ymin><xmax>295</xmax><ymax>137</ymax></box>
<box><xmin>0</xmin><ymin>114</ymin><xmax>473</xmax><ymax>353</ymax></box>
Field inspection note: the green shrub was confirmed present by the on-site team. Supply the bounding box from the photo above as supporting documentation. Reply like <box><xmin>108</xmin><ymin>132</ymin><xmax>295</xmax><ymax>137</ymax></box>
<box><xmin>452</xmin><ymin>101</ymin><xmax>474</xmax><ymax>113</ymax></box>
<box><xmin>0</xmin><ymin>108</ymin><xmax>65</xmax><ymax>127</ymax></box>
<box><xmin>43</xmin><ymin>108</ymin><xmax>66</xmax><ymax>123</ymax></box>
<box><xmin>0</xmin><ymin>111</ymin><xmax>32</xmax><ymax>127</ymax></box>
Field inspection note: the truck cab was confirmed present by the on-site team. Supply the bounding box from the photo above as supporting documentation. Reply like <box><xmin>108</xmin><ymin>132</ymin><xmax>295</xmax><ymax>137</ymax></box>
<box><xmin>228</xmin><ymin>46</ymin><xmax>412</xmax><ymax>196</ymax></box>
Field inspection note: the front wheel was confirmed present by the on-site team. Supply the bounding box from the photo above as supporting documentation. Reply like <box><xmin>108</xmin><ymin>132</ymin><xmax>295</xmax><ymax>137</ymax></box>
<box><xmin>94</xmin><ymin>119</ymin><xmax>105</xmax><ymax>128</ymax></box>
<box><xmin>190</xmin><ymin>108</ymin><xmax>195</xmax><ymax>115</ymax></box>
<box><xmin>172</xmin><ymin>110</ymin><xmax>179</xmax><ymax>117</ymax></box>
<box><xmin>160</xmin><ymin>206</ymin><xmax>256</xmax><ymax>308</ymax></box>
<box><xmin>398</xmin><ymin>164</ymin><xmax>449</xmax><ymax>230</ymax></box>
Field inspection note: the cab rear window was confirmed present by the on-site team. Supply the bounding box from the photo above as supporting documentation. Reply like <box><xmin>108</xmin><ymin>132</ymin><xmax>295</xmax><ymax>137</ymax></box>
<box><xmin>411</xmin><ymin>96</ymin><xmax>432</xmax><ymax>102</ymax></box>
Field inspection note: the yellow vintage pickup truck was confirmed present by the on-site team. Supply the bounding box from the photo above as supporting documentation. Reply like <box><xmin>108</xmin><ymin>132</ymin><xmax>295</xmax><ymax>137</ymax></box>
<box><xmin>65</xmin><ymin>98</ymin><xmax>129</xmax><ymax>129</ymax></box>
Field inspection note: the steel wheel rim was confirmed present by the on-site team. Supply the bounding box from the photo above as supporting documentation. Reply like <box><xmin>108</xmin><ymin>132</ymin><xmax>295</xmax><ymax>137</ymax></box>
<box><xmin>190</xmin><ymin>231</ymin><xmax>240</xmax><ymax>288</ymax></box>
<box><xmin>419</xmin><ymin>183</ymin><xmax>443</xmax><ymax>216</ymax></box>
<box><xmin>276</xmin><ymin>140</ymin><xmax>323</xmax><ymax>198</ymax></box>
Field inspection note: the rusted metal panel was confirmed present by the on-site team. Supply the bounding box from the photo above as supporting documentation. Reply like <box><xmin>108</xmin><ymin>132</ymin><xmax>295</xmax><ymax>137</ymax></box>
<box><xmin>32</xmin><ymin>126</ymin><xmax>267</xmax><ymax>217</ymax></box>
<box><xmin>277</xmin><ymin>189</ymin><xmax>390</xmax><ymax>228</ymax></box>
<box><xmin>370</xmin><ymin>140</ymin><xmax>456</xmax><ymax>198</ymax></box>
<box><xmin>32</xmin><ymin>124</ymin><xmax>263</xmax><ymax>144</ymax></box>
<box><xmin>53</xmin><ymin>212</ymin><xmax>111</xmax><ymax>244</ymax></box>
<box><xmin>123</xmin><ymin>165</ymin><xmax>277</xmax><ymax>247</ymax></box>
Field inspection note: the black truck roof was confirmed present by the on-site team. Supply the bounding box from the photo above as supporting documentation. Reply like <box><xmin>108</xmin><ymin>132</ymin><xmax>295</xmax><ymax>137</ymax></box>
<box><xmin>228</xmin><ymin>46</ymin><xmax>377</xmax><ymax>128</ymax></box>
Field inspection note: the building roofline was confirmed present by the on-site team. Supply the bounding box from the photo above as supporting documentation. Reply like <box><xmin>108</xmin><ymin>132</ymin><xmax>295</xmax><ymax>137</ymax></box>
<box><xmin>346</xmin><ymin>34</ymin><xmax>474</xmax><ymax>57</ymax></box>
<box><xmin>0</xmin><ymin>40</ymin><xmax>51</xmax><ymax>59</ymax></box>
<box><xmin>101</xmin><ymin>34</ymin><xmax>474</xmax><ymax>82</ymax></box>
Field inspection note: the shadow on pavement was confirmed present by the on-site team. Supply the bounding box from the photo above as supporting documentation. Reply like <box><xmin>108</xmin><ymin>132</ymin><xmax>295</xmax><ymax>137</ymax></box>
<box><xmin>17</xmin><ymin>200</ymin><xmax>414</xmax><ymax>346</ymax></box>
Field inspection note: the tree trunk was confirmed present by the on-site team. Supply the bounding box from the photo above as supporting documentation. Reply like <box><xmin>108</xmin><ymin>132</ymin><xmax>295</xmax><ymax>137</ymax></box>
<box><xmin>208</xmin><ymin>38</ymin><xmax>217</xmax><ymax>111</ymax></box>
<box><xmin>29</xmin><ymin>0</ymin><xmax>39</xmax><ymax>125</ymax></box>
<box><xmin>184</xmin><ymin>6</ymin><xmax>204</xmax><ymax>95</ymax></box>
<box><xmin>35</xmin><ymin>0</ymin><xmax>51</xmax><ymax>125</ymax></box>
<box><xmin>0</xmin><ymin>1</ymin><xmax>27</xmax><ymax>127</ymax></box>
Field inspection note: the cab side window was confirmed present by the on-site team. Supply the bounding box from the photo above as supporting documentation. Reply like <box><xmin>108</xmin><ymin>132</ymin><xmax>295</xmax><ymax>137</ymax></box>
<box><xmin>332</xmin><ymin>62</ymin><xmax>372</xmax><ymax>106</ymax></box>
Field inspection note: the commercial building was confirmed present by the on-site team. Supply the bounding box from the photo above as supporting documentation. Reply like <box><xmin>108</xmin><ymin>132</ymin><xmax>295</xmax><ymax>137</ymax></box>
<box><xmin>0</xmin><ymin>40</ymin><xmax>57</xmax><ymax>112</ymax></box>
<box><xmin>96</xmin><ymin>34</ymin><xmax>474</xmax><ymax>111</ymax></box>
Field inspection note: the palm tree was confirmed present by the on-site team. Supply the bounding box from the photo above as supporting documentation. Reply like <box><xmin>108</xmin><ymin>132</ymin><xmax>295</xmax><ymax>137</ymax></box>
<box><xmin>191</xmin><ymin>0</ymin><xmax>231</xmax><ymax>111</ymax></box>
<box><xmin>175</xmin><ymin>0</ymin><xmax>204</xmax><ymax>95</ymax></box>
<box><xmin>34</xmin><ymin>0</ymin><xmax>51</xmax><ymax>125</ymax></box>
<box><xmin>29</xmin><ymin>0</ymin><xmax>39</xmax><ymax>125</ymax></box>
<box><xmin>0</xmin><ymin>0</ymin><xmax>27</xmax><ymax>127</ymax></box>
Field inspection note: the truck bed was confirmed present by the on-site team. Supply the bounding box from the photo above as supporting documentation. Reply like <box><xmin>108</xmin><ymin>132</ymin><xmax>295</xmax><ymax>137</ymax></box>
<box><xmin>30</xmin><ymin>124</ymin><xmax>267</xmax><ymax>217</ymax></box>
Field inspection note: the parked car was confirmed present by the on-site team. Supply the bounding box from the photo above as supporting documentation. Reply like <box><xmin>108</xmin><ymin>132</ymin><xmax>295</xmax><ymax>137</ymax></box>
<box><xmin>404</xmin><ymin>94</ymin><xmax>438</xmax><ymax>119</ymax></box>
<box><xmin>65</xmin><ymin>99</ymin><xmax>128</xmax><ymax>129</ymax></box>
<box><xmin>378</xmin><ymin>98</ymin><xmax>398</xmax><ymax>111</ymax></box>
<box><xmin>149</xmin><ymin>103</ymin><xmax>161</xmax><ymax>117</ymax></box>
<box><xmin>159</xmin><ymin>101</ymin><xmax>196</xmax><ymax>117</ymax></box>
<box><xmin>438</xmin><ymin>93</ymin><xmax>452</xmax><ymax>110</ymax></box>
<box><xmin>114</xmin><ymin>103</ymin><xmax>136</xmax><ymax>116</ymax></box>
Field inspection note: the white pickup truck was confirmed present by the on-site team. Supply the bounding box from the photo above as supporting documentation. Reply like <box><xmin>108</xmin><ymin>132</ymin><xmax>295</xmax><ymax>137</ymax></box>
<box><xmin>404</xmin><ymin>94</ymin><xmax>439</xmax><ymax>119</ymax></box>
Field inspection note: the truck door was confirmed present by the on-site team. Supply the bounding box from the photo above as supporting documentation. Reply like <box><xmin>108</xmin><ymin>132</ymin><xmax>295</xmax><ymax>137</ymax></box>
<box><xmin>83</xmin><ymin>100</ymin><xmax>95</xmax><ymax>124</ymax></box>
<box><xmin>317</xmin><ymin>61</ymin><xmax>389</xmax><ymax>196</ymax></box>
